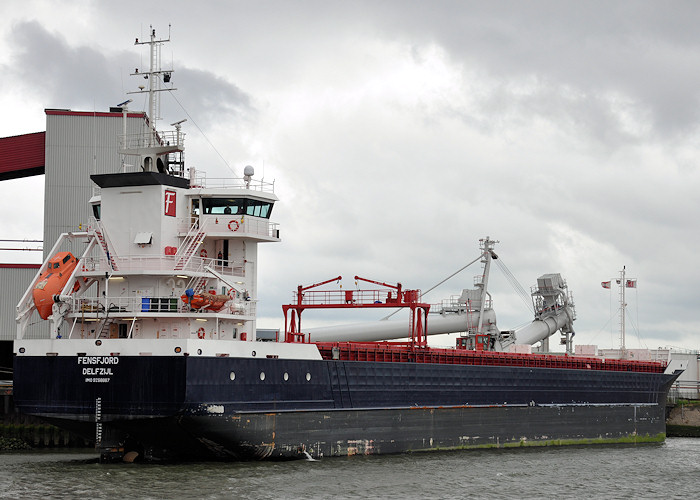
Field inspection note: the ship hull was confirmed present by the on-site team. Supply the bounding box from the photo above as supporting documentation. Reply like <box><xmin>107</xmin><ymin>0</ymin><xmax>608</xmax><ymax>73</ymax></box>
<box><xmin>181</xmin><ymin>403</ymin><xmax>668</xmax><ymax>459</ymax></box>
<box><xmin>13</xmin><ymin>353</ymin><xmax>679</xmax><ymax>461</ymax></box>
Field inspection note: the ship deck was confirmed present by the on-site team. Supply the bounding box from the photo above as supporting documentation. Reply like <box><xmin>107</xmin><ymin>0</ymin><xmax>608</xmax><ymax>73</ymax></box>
<box><xmin>314</xmin><ymin>341</ymin><xmax>666</xmax><ymax>373</ymax></box>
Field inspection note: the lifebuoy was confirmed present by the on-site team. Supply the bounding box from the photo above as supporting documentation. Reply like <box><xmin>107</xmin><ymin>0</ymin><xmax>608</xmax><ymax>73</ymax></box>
<box><xmin>197</xmin><ymin>327</ymin><xmax>206</xmax><ymax>339</ymax></box>
<box><xmin>228</xmin><ymin>220</ymin><xmax>240</xmax><ymax>231</ymax></box>
<box><xmin>200</xmin><ymin>248</ymin><xmax>207</xmax><ymax>258</ymax></box>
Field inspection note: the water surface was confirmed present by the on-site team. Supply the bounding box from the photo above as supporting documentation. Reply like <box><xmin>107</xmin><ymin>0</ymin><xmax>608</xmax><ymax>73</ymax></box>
<box><xmin>1</xmin><ymin>439</ymin><xmax>699</xmax><ymax>499</ymax></box>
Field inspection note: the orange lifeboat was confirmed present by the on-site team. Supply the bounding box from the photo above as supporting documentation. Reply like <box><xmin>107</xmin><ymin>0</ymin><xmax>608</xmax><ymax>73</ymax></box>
<box><xmin>33</xmin><ymin>251</ymin><xmax>79</xmax><ymax>320</ymax></box>
<box><xmin>181</xmin><ymin>288</ymin><xmax>230</xmax><ymax>312</ymax></box>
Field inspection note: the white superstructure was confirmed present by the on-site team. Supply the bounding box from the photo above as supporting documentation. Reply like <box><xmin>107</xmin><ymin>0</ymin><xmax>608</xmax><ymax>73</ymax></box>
<box><xmin>14</xmin><ymin>28</ymin><xmax>281</xmax><ymax>351</ymax></box>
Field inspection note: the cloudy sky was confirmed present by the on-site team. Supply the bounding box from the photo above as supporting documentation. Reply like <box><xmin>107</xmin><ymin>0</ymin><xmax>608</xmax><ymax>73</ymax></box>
<box><xmin>1</xmin><ymin>0</ymin><xmax>699</xmax><ymax>351</ymax></box>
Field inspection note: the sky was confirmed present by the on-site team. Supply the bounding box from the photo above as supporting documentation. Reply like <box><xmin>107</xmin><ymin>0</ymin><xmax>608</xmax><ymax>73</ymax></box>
<box><xmin>1</xmin><ymin>0</ymin><xmax>699</xmax><ymax>352</ymax></box>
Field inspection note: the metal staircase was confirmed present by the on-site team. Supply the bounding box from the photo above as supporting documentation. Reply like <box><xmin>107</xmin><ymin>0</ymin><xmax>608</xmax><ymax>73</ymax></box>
<box><xmin>174</xmin><ymin>220</ymin><xmax>207</xmax><ymax>271</ymax></box>
<box><xmin>94</xmin><ymin>224</ymin><xmax>119</xmax><ymax>271</ymax></box>
<box><xmin>186</xmin><ymin>275</ymin><xmax>209</xmax><ymax>295</ymax></box>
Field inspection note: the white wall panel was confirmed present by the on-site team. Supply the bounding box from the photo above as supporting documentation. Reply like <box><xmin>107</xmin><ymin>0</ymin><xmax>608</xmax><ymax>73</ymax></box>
<box><xmin>43</xmin><ymin>112</ymin><xmax>149</xmax><ymax>256</ymax></box>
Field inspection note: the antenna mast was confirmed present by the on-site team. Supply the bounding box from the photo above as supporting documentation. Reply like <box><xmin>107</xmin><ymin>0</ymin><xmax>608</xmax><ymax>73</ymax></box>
<box><xmin>121</xmin><ymin>25</ymin><xmax>185</xmax><ymax>174</ymax></box>
<box><xmin>129</xmin><ymin>24</ymin><xmax>176</xmax><ymax>143</ymax></box>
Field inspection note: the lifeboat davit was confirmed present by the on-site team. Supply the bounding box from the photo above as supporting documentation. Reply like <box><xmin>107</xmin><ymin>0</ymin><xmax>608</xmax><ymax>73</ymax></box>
<box><xmin>32</xmin><ymin>251</ymin><xmax>79</xmax><ymax>320</ymax></box>
<box><xmin>181</xmin><ymin>288</ymin><xmax>230</xmax><ymax>312</ymax></box>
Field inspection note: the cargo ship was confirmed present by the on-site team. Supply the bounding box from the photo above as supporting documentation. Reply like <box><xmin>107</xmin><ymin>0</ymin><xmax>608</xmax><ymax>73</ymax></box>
<box><xmin>12</xmin><ymin>30</ymin><xmax>684</xmax><ymax>462</ymax></box>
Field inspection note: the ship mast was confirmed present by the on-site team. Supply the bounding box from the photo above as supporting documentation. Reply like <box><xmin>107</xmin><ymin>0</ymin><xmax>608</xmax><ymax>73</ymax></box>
<box><xmin>120</xmin><ymin>25</ymin><xmax>185</xmax><ymax>174</ymax></box>
<box><xmin>130</xmin><ymin>25</ymin><xmax>175</xmax><ymax>139</ymax></box>
<box><xmin>476</xmin><ymin>237</ymin><xmax>497</xmax><ymax>335</ymax></box>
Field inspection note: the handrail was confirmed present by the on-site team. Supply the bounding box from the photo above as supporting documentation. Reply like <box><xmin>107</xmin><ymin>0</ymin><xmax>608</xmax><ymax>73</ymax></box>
<box><xmin>78</xmin><ymin>254</ymin><xmax>246</xmax><ymax>276</ymax></box>
<box><xmin>190</xmin><ymin>174</ymin><xmax>275</xmax><ymax>193</ymax></box>
<box><xmin>65</xmin><ymin>294</ymin><xmax>254</xmax><ymax>317</ymax></box>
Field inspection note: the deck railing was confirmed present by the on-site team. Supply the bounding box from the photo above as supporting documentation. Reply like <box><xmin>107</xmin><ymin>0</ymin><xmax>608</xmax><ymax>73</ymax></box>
<box><xmin>80</xmin><ymin>254</ymin><xmax>246</xmax><ymax>277</ymax></box>
<box><xmin>66</xmin><ymin>294</ymin><xmax>254</xmax><ymax>317</ymax></box>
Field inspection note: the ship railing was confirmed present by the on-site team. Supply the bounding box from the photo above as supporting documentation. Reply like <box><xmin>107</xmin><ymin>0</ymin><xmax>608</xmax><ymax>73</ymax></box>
<box><xmin>190</xmin><ymin>171</ymin><xmax>275</xmax><ymax>193</ymax></box>
<box><xmin>77</xmin><ymin>254</ymin><xmax>246</xmax><ymax>277</ymax></box>
<box><xmin>433</xmin><ymin>296</ymin><xmax>492</xmax><ymax>314</ymax></box>
<box><xmin>668</xmin><ymin>381</ymin><xmax>700</xmax><ymax>402</ymax></box>
<box><xmin>65</xmin><ymin>294</ymin><xmax>256</xmax><ymax>318</ymax></box>
<box><xmin>171</xmin><ymin>255</ymin><xmax>247</xmax><ymax>276</ymax></box>
<box><xmin>119</xmin><ymin>130</ymin><xmax>184</xmax><ymax>150</ymax></box>
<box><xmin>294</xmin><ymin>289</ymin><xmax>421</xmax><ymax>306</ymax></box>
<box><xmin>190</xmin><ymin>215</ymin><xmax>280</xmax><ymax>239</ymax></box>
<box><xmin>169</xmin><ymin>255</ymin><xmax>246</xmax><ymax>277</ymax></box>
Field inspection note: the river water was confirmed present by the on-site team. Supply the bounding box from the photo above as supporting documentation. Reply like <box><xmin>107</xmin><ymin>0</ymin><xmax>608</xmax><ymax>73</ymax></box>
<box><xmin>1</xmin><ymin>438</ymin><xmax>699</xmax><ymax>499</ymax></box>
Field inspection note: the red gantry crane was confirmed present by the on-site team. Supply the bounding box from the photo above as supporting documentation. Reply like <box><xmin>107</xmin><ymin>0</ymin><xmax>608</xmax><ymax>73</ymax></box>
<box><xmin>283</xmin><ymin>275</ymin><xmax>430</xmax><ymax>346</ymax></box>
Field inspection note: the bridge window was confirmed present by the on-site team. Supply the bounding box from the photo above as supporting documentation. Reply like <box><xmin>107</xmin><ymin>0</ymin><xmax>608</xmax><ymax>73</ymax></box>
<box><xmin>245</xmin><ymin>199</ymin><xmax>273</xmax><ymax>218</ymax></box>
<box><xmin>202</xmin><ymin>198</ymin><xmax>274</xmax><ymax>218</ymax></box>
<box><xmin>202</xmin><ymin>198</ymin><xmax>244</xmax><ymax>215</ymax></box>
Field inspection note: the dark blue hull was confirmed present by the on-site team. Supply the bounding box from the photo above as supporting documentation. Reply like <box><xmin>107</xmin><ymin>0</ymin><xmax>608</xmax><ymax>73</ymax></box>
<box><xmin>13</xmin><ymin>354</ymin><xmax>680</xmax><ymax>460</ymax></box>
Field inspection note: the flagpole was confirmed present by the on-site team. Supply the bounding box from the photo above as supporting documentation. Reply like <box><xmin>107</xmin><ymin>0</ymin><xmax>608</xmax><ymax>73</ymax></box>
<box><xmin>619</xmin><ymin>266</ymin><xmax>626</xmax><ymax>356</ymax></box>
<box><xmin>602</xmin><ymin>268</ymin><xmax>636</xmax><ymax>358</ymax></box>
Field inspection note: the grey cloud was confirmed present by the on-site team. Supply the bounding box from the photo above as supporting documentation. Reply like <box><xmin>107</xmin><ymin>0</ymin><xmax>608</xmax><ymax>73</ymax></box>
<box><xmin>361</xmin><ymin>1</ymin><xmax>700</xmax><ymax>140</ymax></box>
<box><xmin>1</xmin><ymin>21</ymin><xmax>254</xmax><ymax>129</ymax></box>
<box><xmin>172</xmin><ymin>67</ymin><xmax>254</xmax><ymax>130</ymax></box>
<box><xmin>0</xmin><ymin>20</ymin><xmax>125</xmax><ymax>109</ymax></box>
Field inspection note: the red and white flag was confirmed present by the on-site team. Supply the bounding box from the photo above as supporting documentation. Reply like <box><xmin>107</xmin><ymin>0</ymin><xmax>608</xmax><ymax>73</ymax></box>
<box><xmin>625</xmin><ymin>280</ymin><xmax>637</xmax><ymax>288</ymax></box>
<box><xmin>601</xmin><ymin>281</ymin><xmax>611</xmax><ymax>289</ymax></box>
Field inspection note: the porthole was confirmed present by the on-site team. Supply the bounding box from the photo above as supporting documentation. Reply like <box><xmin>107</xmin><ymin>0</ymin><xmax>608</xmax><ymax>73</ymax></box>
<box><xmin>229</xmin><ymin>371</ymin><xmax>235</xmax><ymax>381</ymax></box>
<box><xmin>306</xmin><ymin>372</ymin><xmax>311</xmax><ymax>382</ymax></box>
<box><xmin>197</xmin><ymin>349</ymin><xmax>203</xmax><ymax>355</ymax></box>
<box><xmin>260</xmin><ymin>372</ymin><xmax>266</xmax><ymax>381</ymax></box>
<box><xmin>252</xmin><ymin>350</ymin><xmax>257</xmax><ymax>357</ymax></box>
<box><xmin>283</xmin><ymin>372</ymin><xmax>289</xmax><ymax>381</ymax></box>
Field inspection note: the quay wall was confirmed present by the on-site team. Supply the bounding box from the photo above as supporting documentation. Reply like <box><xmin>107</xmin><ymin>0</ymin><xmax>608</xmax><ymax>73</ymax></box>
<box><xmin>666</xmin><ymin>400</ymin><xmax>700</xmax><ymax>437</ymax></box>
